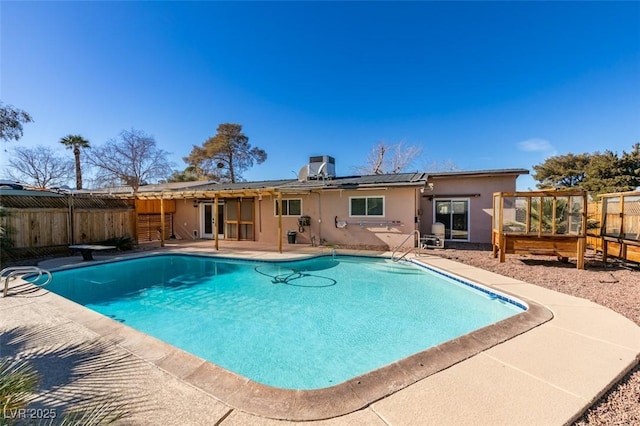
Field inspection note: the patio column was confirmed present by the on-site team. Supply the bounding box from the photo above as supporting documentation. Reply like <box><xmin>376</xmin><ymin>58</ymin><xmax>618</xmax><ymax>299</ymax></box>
<box><xmin>214</xmin><ymin>193</ymin><xmax>219</xmax><ymax>251</ymax></box>
<box><xmin>278</xmin><ymin>192</ymin><xmax>282</xmax><ymax>253</ymax></box>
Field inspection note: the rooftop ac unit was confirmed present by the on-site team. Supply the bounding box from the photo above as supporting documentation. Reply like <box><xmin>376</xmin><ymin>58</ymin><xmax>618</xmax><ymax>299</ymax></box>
<box><xmin>308</xmin><ymin>155</ymin><xmax>335</xmax><ymax>179</ymax></box>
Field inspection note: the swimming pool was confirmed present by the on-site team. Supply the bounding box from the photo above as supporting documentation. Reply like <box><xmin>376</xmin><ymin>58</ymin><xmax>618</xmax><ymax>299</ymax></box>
<box><xmin>47</xmin><ymin>254</ymin><xmax>526</xmax><ymax>390</ymax></box>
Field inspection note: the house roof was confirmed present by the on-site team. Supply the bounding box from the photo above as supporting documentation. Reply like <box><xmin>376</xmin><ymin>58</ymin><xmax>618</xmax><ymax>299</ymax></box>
<box><xmin>0</xmin><ymin>188</ymin><xmax>66</xmax><ymax>198</ymax></box>
<box><xmin>187</xmin><ymin>179</ymin><xmax>298</xmax><ymax>192</ymax></box>
<box><xmin>128</xmin><ymin>173</ymin><xmax>430</xmax><ymax>199</ymax></box>
<box><xmin>0</xmin><ymin>188</ymin><xmax>132</xmax><ymax>209</ymax></box>
<box><xmin>427</xmin><ymin>168</ymin><xmax>529</xmax><ymax>178</ymax></box>
<box><xmin>73</xmin><ymin>168</ymin><xmax>528</xmax><ymax>200</ymax></box>
<box><xmin>76</xmin><ymin>180</ymin><xmax>219</xmax><ymax>196</ymax></box>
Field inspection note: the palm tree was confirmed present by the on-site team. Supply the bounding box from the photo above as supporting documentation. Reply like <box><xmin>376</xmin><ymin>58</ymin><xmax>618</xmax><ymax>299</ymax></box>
<box><xmin>0</xmin><ymin>357</ymin><xmax>127</xmax><ymax>423</ymax></box>
<box><xmin>60</xmin><ymin>134</ymin><xmax>90</xmax><ymax>189</ymax></box>
<box><xmin>530</xmin><ymin>197</ymin><xmax>571</xmax><ymax>234</ymax></box>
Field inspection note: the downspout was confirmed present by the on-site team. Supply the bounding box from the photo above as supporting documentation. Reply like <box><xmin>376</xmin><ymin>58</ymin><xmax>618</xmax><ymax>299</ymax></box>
<box><xmin>414</xmin><ymin>185</ymin><xmax>419</xmax><ymax>230</ymax></box>
<box><xmin>414</xmin><ymin>186</ymin><xmax>419</xmax><ymax>248</ymax></box>
<box><xmin>315</xmin><ymin>190</ymin><xmax>322</xmax><ymax>244</ymax></box>
<box><xmin>418</xmin><ymin>175</ymin><xmax>432</xmax><ymax>236</ymax></box>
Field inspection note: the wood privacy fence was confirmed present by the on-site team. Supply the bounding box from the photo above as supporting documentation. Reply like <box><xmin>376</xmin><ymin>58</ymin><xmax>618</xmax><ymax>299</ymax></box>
<box><xmin>586</xmin><ymin>192</ymin><xmax>640</xmax><ymax>263</ymax></box>
<box><xmin>135</xmin><ymin>199</ymin><xmax>176</xmax><ymax>242</ymax></box>
<box><xmin>0</xmin><ymin>191</ymin><xmax>136</xmax><ymax>250</ymax></box>
<box><xmin>137</xmin><ymin>214</ymin><xmax>174</xmax><ymax>242</ymax></box>
<box><xmin>597</xmin><ymin>191</ymin><xmax>640</xmax><ymax>263</ymax></box>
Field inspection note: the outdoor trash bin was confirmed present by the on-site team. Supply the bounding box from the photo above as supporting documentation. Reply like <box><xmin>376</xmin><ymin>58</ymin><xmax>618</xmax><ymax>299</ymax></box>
<box><xmin>287</xmin><ymin>231</ymin><xmax>297</xmax><ymax>244</ymax></box>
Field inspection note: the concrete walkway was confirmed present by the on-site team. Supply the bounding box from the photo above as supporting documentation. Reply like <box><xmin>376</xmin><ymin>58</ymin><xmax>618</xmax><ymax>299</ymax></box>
<box><xmin>1</xmin><ymin>242</ymin><xmax>639</xmax><ymax>425</ymax></box>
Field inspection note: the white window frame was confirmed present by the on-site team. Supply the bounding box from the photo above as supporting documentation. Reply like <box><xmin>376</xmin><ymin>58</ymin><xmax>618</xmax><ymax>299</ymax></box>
<box><xmin>274</xmin><ymin>198</ymin><xmax>302</xmax><ymax>217</ymax></box>
<box><xmin>349</xmin><ymin>195</ymin><xmax>385</xmax><ymax>217</ymax></box>
<box><xmin>433</xmin><ymin>198</ymin><xmax>470</xmax><ymax>241</ymax></box>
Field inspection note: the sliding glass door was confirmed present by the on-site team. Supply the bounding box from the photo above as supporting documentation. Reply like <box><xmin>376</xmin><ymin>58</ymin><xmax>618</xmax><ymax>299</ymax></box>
<box><xmin>434</xmin><ymin>199</ymin><xmax>469</xmax><ymax>240</ymax></box>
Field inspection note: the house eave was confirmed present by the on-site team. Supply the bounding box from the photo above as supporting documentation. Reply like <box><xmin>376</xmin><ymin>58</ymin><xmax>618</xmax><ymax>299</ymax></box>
<box><xmin>428</xmin><ymin>169</ymin><xmax>529</xmax><ymax>179</ymax></box>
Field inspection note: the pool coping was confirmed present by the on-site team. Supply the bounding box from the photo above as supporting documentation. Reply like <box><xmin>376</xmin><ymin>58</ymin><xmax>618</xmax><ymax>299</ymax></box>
<box><xmin>7</xmin><ymin>250</ymin><xmax>553</xmax><ymax>421</ymax></box>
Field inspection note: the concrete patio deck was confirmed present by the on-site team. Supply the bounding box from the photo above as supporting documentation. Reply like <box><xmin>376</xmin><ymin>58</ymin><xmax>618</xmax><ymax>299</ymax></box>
<box><xmin>1</xmin><ymin>240</ymin><xmax>639</xmax><ymax>425</ymax></box>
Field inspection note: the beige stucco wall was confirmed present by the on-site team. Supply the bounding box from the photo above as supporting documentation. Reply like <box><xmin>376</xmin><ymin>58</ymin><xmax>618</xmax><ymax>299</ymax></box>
<box><xmin>170</xmin><ymin>190</ymin><xmax>420</xmax><ymax>250</ymax></box>
<box><xmin>172</xmin><ymin>198</ymin><xmax>202</xmax><ymax>240</ymax></box>
<box><xmin>257</xmin><ymin>187</ymin><xmax>420</xmax><ymax>250</ymax></box>
<box><xmin>419</xmin><ymin>175</ymin><xmax>518</xmax><ymax>243</ymax></box>
<box><xmin>167</xmin><ymin>174</ymin><xmax>519</xmax><ymax>247</ymax></box>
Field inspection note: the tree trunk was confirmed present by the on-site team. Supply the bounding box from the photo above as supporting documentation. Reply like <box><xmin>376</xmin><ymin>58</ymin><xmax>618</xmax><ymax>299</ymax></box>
<box><xmin>74</xmin><ymin>147</ymin><xmax>83</xmax><ymax>189</ymax></box>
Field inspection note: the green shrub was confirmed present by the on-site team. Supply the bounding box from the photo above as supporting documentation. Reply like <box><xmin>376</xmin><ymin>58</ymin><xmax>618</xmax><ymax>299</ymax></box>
<box><xmin>0</xmin><ymin>358</ymin><xmax>39</xmax><ymax>416</ymax></box>
<box><xmin>100</xmin><ymin>236</ymin><xmax>135</xmax><ymax>251</ymax></box>
<box><xmin>0</xmin><ymin>207</ymin><xmax>14</xmax><ymax>253</ymax></box>
<box><xmin>0</xmin><ymin>357</ymin><xmax>126</xmax><ymax>425</ymax></box>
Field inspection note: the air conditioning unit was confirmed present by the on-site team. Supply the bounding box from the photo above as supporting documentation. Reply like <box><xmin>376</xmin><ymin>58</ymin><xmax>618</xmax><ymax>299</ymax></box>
<box><xmin>308</xmin><ymin>155</ymin><xmax>335</xmax><ymax>179</ymax></box>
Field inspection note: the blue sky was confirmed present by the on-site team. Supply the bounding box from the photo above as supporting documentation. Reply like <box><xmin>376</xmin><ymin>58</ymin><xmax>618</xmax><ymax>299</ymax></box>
<box><xmin>2</xmin><ymin>1</ymin><xmax>639</xmax><ymax>190</ymax></box>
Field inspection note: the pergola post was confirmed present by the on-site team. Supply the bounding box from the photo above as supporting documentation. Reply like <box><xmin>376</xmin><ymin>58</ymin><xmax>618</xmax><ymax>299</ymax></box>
<box><xmin>214</xmin><ymin>193</ymin><xmax>219</xmax><ymax>251</ymax></box>
<box><xmin>577</xmin><ymin>237</ymin><xmax>585</xmax><ymax>269</ymax></box>
<box><xmin>160</xmin><ymin>196</ymin><xmax>165</xmax><ymax>247</ymax></box>
<box><xmin>277</xmin><ymin>192</ymin><xmax>283</xmax><ymax>254</ymax></box>
<box><xmin>498</xmin><ymin>193</ymin><xmax>505</xmax><ymax>262</ymax></box>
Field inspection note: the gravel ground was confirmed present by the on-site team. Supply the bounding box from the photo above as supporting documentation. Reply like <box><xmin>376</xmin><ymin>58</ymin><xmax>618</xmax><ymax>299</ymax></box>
<box><xmin>434</xmin><ymin>244</ymin><xmax>640</xmax><ymax>425</ymax></box>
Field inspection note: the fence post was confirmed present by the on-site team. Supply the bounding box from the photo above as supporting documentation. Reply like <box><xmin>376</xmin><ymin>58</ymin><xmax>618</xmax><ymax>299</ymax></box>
<box><xmin>68</xmin><ymin>193</ymin><xmax>75</xmax><ymax>244</ymax></box>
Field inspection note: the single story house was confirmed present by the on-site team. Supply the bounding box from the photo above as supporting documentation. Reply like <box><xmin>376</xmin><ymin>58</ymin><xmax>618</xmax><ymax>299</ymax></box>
<box><xmin>105</xmin><ymin>156</ymin><xmax>528</xmax><ymax>252</ymax></box>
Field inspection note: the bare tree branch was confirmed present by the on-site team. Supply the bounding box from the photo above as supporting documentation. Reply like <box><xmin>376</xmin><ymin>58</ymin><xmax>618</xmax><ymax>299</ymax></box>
<box><xmin>6</xmin><ymin>146</ymin><xmax>73</xmax><ymax>188</ymax></box>
<box><xmin>86</xmin><ymin>129</ymin><xmax>173</xmax><ymax>193</ymax></box>
<box><xmin>389</xmin><ymin>142</ymin><xmax>422</xmax><ymax>174</ymax></box>
<box><xmin>423</xmin><ymin>159</ymin><xmax>459</xmax><ymax>172</ymax></box>
<box><xmin>354</xmin><ymin>140</ymin><xmax>422</xmax><ymax>175</ymax></box>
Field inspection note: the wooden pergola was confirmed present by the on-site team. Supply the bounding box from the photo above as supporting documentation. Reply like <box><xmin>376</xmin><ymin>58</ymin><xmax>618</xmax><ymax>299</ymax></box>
<box><xmin>120</xmin><ymin>186</ymin><xmax>308</xmax><ymax>254</ymax></box>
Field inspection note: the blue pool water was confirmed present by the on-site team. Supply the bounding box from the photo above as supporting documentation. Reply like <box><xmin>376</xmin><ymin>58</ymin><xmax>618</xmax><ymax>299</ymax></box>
<box><xmin>48</xmin><ymin>254</ymin><xmax>525</xmax><ymax>389</ymax></box>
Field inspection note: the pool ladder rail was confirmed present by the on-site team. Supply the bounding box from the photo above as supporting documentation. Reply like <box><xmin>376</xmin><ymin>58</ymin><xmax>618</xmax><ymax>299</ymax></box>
<box><xmin>1</xmin><ymin>266</ymin><xmax>52</xmax><ymax>297</ymax></box>
<box><xmin>391</xmin><ymin>230</ymin><xmax>423</xmax><ymax>262</ymax></box>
